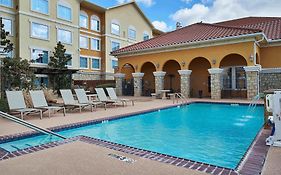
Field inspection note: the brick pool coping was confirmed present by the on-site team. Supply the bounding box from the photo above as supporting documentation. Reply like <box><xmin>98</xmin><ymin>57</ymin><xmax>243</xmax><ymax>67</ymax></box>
<box><xmin>0</xmin><ymin>101</ymin><xmax>267</xmax><ymax>175</ymax></box>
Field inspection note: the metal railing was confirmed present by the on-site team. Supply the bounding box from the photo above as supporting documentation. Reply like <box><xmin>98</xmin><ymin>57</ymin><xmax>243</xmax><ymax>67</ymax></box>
<box><xmin>0</xmin><ymin>111</ymin><xmax>66</xmax><ymax>139</ymax></box>
<box><xmin>173</xmin><ymin>93</ymin><xmax>188</xmax><ymax>104</ymax></box>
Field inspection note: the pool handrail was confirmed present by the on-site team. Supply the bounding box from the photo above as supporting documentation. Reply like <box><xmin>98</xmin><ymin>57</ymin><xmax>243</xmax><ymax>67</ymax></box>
<box><xmin>0</xmin><ymin>111</ymin><xmax>66</xmax><ymax>139</ymax></box>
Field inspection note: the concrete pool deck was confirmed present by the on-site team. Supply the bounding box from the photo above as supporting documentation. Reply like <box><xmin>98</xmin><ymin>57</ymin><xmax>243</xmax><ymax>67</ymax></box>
<box><xmin>0</xmin><ymin>97</ymin><xmax>275</xmax><ymax>175</ymax></box>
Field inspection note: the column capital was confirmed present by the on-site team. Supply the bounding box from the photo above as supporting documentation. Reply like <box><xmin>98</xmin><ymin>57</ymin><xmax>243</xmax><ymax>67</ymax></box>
<box><xmin>132</xmin><ymin>72</ymin><xmax>144</xmax><ymax>78</ymax></box>
<box><xmin>243</xmin><ymin>66</ymin><xmax>261</xmax><ymax>72</ymax></box>
<box><xmin>153</xmin><ymin>71</ymin><xmax>166</xmax><ymax>77</ymax></box>
<box><xmin>208</xmin><ymin>68</ymin><xmax>224</xmax><ymax>74</ymax></box>
<box><xmin>114</xmin><ymin>73</ymin><xmax>125</xmax><ymax>78</ymax></box>
<box><xmin>178</xmin><ymin>69</ymin><xmax>192</xmax><ymax>75</ymax></box>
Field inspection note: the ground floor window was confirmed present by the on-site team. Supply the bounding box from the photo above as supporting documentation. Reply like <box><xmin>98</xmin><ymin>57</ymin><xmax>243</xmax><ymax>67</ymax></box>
<box><xmin>112</xmin><ymin>59</ymin><xmax>118</xmax><ymax>69</ymax></box>
<box><xmin>80</xmin><ymin>57</ymin><xmax>88</xmax><ymax>69</ymax></box>
<box><xmin>34</xmin><ymin>75</ymin><xmax>48</xmax><ymax>87</ymax></box>
<box><xmin>31</xmin><ymin>49</ymin><xmax>49</xmax><ymax>64</ymax></box>
<box><xmin>222</xmin><ymin>66</ymin><xmax>246</xmax><ymax>90</ymax></box>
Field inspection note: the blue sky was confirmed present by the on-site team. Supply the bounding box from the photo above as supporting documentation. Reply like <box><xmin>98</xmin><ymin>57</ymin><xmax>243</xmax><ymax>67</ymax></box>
<box><xmin>89</xmin><ymin>0</ymin><xmax>281</xmax><ymax>32</ymax></box>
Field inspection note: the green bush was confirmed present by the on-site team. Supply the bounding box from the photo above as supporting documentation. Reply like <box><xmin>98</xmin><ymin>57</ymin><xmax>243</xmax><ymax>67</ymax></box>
<box><xmin>0</xmin><ymin>98</ymin><xmax>9</xmax><ymax>112</ymax></box>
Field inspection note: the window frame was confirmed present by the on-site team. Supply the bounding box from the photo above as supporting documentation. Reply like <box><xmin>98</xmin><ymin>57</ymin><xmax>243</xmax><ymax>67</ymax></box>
<box><xmin>57</xmin><ymin>27</ymin><xmax>73</xmax><ymax>45</ymax></box>
<box><xmin>111</xmin><ymin>20</ymin><xmax>120</xmax><ymax>36</ymax></box>
<box><xmin>65</xmin><ymin>52</ymin><xmax>72</xmax><ymax>67</ymax></box>
<box><xmin>57</xmin><ymin>1</ymin><xmax>72</xmax><ymax>22</ymax></box>
<box><xmin>128</xmin><ymin>26</ymin><xmax>136</xmax><ymax>40</ymax></box>
<box><xmin>79</xmin><ymin>35</ymin><xmax>89</xmax><ymax>49</ymax></box>
<box><xmin>91</xmin><ymin>57</ymin><xmax>101</xmax><ymax>70</ymax></box>
<box><xmin>90</xmin><ymin>15</ymin><xmax>100</xmax><ymax>32</ymax></box>
<box><xmin>1</xmin><ymin>17</ymin><xmax>13</xmax><ymax>36</ymax></box>
<box><xmin>30</xmin><ymin>47</ymin><xmax>50</xmax><ymax>65</ymax></box>
<box><xmin>91</xmin><ymin>37</ymin><xmax>101</xmax><ymax>51</ymax></box>
<box><xmin>143</xmin><ymin>31</ymin><xmax>150</xmax><ymax>41</ymax></box>
<box><xmin>79</xmin><ymin>11</ymin><xmax>88</xmax><ymax>28</ymax></box>
<box><xmin>0</xmin><ymin>0</ymin><xmax>13</xmax><ymax>8</ymax></box>
<box><xmin>30</xmin><ymin>21</ymin><xmax>50</xmax><ymax>41</ymax></box>
<box><xmin>111</xmin><ymin>40</ymin><xmax>120</xmax><ymax>52</ymax></box>
<box><xmin>79</xmin><ymin>56</ymin><xmax>89</xmax><ymax>69</ymax></box>
<box><xmin>111</xmin><ymin>58</ymin><xmax>118</xmax><ymax>70</ymax></box>
<box><xmin>30</xmin><ymin>0</ymin><xmax>49</xmax><ymax>15</ymax></box>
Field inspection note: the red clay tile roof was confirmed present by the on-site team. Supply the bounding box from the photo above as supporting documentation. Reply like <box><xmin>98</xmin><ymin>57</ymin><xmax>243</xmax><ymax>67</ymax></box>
<box><xmin>112</xmin><ymin>17</ymin><xmax>281</xmax><ymax>55</ymax></box>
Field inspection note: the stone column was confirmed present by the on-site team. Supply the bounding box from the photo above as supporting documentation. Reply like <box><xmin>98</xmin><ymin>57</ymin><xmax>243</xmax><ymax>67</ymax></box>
<box><xmin>244</xmin><ymin>66</ymin><xmax>260</xmax><ymax>100</ymax></box>
<box><xmin>132</xmin><ymin>72</ymin><xmax>144</xmax><ymax>97</ymax></box>
<box><xmin>153</xmin><ymin>71</ymin><xmax>166</xmax><ymax>94</ymax></box>
<box><xmin>114</xmin><ymin>73</ymin><xmax>125</xmax><ymax>96</ymax></box>
<box><xmin>208</xmin><ymin>68</ymin><xmax>224</xmax><ymax>100</ymax></box>
<box><xmin>178</xmin><ymin>69</ymin><xmax>192</xmax><ymax>98</ymax></box>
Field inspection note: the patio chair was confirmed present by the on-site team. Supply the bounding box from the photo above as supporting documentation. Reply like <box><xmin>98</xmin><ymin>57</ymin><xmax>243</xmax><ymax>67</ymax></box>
<box><xmin>74</xmin><ymin>89</ymin><xmax>106</xmax><ymax>110</ymax></box>
<box><xmin>95</xmin><ymin>88</ymin><xmax>120</xmax><ymax>107</ymax></box>
<box><xmin>5</xmin><ymin>91</ymin><xmax>43</xmax><ymax>120</ymax></box>
<box><xmin>60</xmin><ymin>89</ymin><xmax>92</xmax><ymax>112</ymax></box>
<box><xmin>29</xmin><ymin>90</ymin><xmax>66</xmax><ymax>118</ymax></box>
<box><xmin>106</xmin><ymin>87</ymin><xmax>134</xmax><ymax>106</ymax></box>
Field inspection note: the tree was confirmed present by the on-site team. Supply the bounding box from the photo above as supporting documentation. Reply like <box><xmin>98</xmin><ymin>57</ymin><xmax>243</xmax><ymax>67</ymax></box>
<box><xmin>48</xmin><ymin>42</ymin><xmax>72</xmax><ymax>93</ymax></box>
<box><xmin>0</xmin><ymin>17</ymin><xmax>13</xmax><ymax>53</ymax></box>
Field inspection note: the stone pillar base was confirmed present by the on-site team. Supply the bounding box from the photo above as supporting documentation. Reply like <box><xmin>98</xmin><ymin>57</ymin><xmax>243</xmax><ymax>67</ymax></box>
<box><xmin>153</xmin><ymin>71</ymin><xmax>166</xmax><ymax>94</ymax></box>
<box><xmin>208</xmin><ymin>68</ymin><xmax>223</xmax><ymax>100</ymax></box>
<box><xmin>178</xmin><ymin>70</ymin><xmax>192</xmax><ymax>98</ymax></box>
<box><xmin>244</xmin><ymin>66</ymin><xmax>260</xmax><ymax>100</ymax></box>
<box><xmin>114</xmin><ymin>73</ymin><xmax>125</xmax><ymax>96</ymax></box>
<box><xmin>132</xmin><ymin>73</ymin><xmax>144</xmax><ymax>97</ymax></box>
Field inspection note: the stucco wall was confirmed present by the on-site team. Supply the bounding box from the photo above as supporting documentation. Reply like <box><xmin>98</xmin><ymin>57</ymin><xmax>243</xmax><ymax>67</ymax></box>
<box><xmin>260</xmin><ymin>45</ymin><xmax>281</xmax><ymax>68</ymax></box>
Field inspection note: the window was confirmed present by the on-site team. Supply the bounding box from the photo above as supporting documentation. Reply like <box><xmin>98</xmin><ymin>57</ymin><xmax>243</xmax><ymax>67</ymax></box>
<box><xmin>65</xmin><ymin>53</ymin><xmax>72</xmax><ymax>67</ymax></box>
<box><xmin>143</xmin><ymin>33</ymin><xmax>149</xmax><ymax>41</ymax></box>
<box><xmin>128</xmin><ymin>28</ymin><xmax>136</xmax><ymax>40</ymax></box>
<box><xmin>222</xmin><ymin>67</ymin><xmax>246</xmax><ymax>90</ymax></box>
<box><xmin>80</xmin><ymin>36</ymin><xmax>88</xmax><ymax>49</ymax></box>
<box><xmin>111</xmin><ymin>41</ymin><xmax>120</xmax><ymax>51</ymax></box>
<box><xmin>80</xmin><ymin>12</ymin><xmax>88</xmax><ymax>28</ymax></box>
<box><xmin>91</xmin><ymin>58</ymin><xmax>100</xmax><ymax>70</ymax></box>
<box><xmin>57</xmin><ymin>28</ymin><xmax>72</xmax><ymax>44</ymax></box>
<box><xmin>57</xmin><ymin>4</ymin><xmax>72</xmax><ymax>21</ymax></box>
<box><xmin>111</xmin><ymin>23</ymin><xmax>120</xmax><ymax>35</ymax></box>
<box><xmin>31</xmin><ymin>22</ymin><xmax>49</xmax><ymax>40</ymax></box>
<box><xmin>112</xmin><ymin>59</ymin><xmax>118</xmax><ymax>69</ymax></box>
<box><xmin>34</xmin><ymin>75</ymin><xmax>48</xmax><ymax>87</ymax></box>
<box><xmin>31</xmin><ymin>0</ymin><xmax>49</xmax><ymax>14</ymax></box>
<box><xmin>91</xmin><ymin>15</ymin><xmax>100</xmax><ymax>31</ymax></box>
<box><xmin>2</xmin><ymin>18</ymin><xmax>12</xmax><ymax>35</ymax></box>
<box><xmin>31</xmin><ymin>49</ymin><xmax>49</xmax><ymax>64</ymax></box>
<box><xmin>91</xmin><ymin>38</ymin><xmax>100</xmax><ymax>51</ymax></box>
<box><xmin>80</xmin><ymin>57</ymin><xmax>88</xmax><ymax>68</ymax></box>
<box><xmin>0</xmin><ymin>0</ymin><xmax>12</xmax><ymax>7</ymax></box>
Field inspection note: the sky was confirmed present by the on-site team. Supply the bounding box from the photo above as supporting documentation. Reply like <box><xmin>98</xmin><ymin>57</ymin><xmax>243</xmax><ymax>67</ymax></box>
<box><xmin>89</xmin><ymin>0</ymin><xmax>281</xmax><ymax>32</ymax></box>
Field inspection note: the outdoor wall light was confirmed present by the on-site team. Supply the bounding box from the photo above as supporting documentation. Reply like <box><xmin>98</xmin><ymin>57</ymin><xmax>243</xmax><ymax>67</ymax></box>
<box><xmin>211</xmin><ymin>59</ymin><xmax>216</xmax><ymax>65</ymax></box>
<box><xmin>181</xmin><ymin>61</ymin><xmax>186</xmax><ymax>67</ymax></box>
<box><xmin>249</xmin><ymin>54</ymin><xmax>254</xmax><ymax>62</ymax></box>
<box><xmin>156</xmin><ymin>63</ymin><xmax>160</xmax><ymax>68</ymax></box>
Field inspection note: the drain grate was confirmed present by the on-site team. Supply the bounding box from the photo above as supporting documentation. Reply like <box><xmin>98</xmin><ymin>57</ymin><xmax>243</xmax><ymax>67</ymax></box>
<box><xmin>108</xmin><ymin>153</ymin><xmax>136</xmax><ymax>163</ymax></box>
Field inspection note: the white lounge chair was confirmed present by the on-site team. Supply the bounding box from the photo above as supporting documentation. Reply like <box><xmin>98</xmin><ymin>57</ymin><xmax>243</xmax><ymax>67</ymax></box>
<box><xmin>6</xmin><ymin>91</ymin><xmax>43</xmax><ymax>120</ymax></box>
<box><xmin>60</xmin><ymin>89</ymin><xmax>92</xmax><ymax>112</ymax></box>
<box><xmin>106</xmin><ymin>87</ymin><xmax>134</xmax><ymax>106</ymax></box>
<box><xmin>95</xmin><ymin>88</ymin><xmax>120</xmax><ymax>107</ymax></box>
<box><xmin>74</xmin><ymin>89</ymin><xmax>106</xmax><ymax>110</ymax></box>
<box><xmin>30</xmin><ymin>90</ymin><xmax>66</xmax><ymax>118</ymax></box>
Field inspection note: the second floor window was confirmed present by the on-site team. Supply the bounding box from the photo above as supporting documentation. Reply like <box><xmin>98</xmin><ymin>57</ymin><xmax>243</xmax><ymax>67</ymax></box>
<box><xmin>128</xmin><ymin>28</ymin><xmax>136</xmax><ymax>40</ymax></box>
<box><xmin>31</xmin><ymin>49</ymin><xmax>49</xmax><ymax>64</ymax></box>
<box><xmin>2</xmin><ymin>18</ymin><xmax>12</xmax><ymax>35</ymax></box>
<box><xmin>111</xmin><ymin>41</ymin><xmax>120</xmax><ymax>51</ymax></box>
<box><xmin>80</xmin><ymin>36</ymin><xmax>88</xmax><ymax>49</ymax></box>
<box><xmin>91</xmin><ymin>16</ymin><xmax>100</xmax><ymax>31</ymax></box>
<box><xmin>111</xmin><ymin>23</ymin><xmax>120</xmax><ymax>36</ymax></box>
<box><xmin>92</xmin><ymin>58</ymin><xmax>100</xmax><ymax>70</ymax></box>
<box><xmin>57</xmin><ymin>29</ymin><xmax>72</xmax><ymax>44</ymax></box>
<box><xmin>143</xmin><ymin>33</ymin><xmax>149</xmax><ymax>41</ymax></box>
<box><xmin>57</xmin><ymin>4</ymin><xmax>72</xmax><ymax>21</ymax></box>
<box><xmin>0</xmin><ymin>0</ymin><xmax>13</xmax><ymax>8</ymax></box>
<box><xmin>31</xmin><ymin>22</ymin><xmax>49</xmax><ymax>40</ymax></box>
<box><xmin>80</xmin><ymin>12</ymin><xmax>88</xmax><ymax>28</ymax></box>
<box><xmin>91</xmin><ymin>38</ymin><xmax>100</xmax><ymax>51</ymax></box>
<box><xmin>31</xmin><ymin>0</ymin><xmax>49</xmax><ymax>15</ymax></box>
<box><xmin>80</xmin><ymin>57</ymin><xmax>88</xmax><ymax>68</ymax></box>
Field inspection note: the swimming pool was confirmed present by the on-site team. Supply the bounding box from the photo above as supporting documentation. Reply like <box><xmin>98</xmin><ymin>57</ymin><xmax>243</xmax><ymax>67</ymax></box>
<box><xmin>0</xmin><ymin>103</ymin><xmax>263</xmax><ymax>169</ymax></box>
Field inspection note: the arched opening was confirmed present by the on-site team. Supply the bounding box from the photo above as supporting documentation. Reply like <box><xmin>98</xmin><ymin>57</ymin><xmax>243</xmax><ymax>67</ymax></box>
<box><xmin>163</xmin><ymin>60</ymin><xmax>181</xmax><ymax>93</ymax></box>
<box><xmin>220</xmin><ymin>54</ymin><xmax>247</xmax><ymax>99</ymax></box>
<box><xmin>121</xmin><ymin>63</ymin><xmax>135</xmax><ymax>96</ymax></box>
<box><xmin>141</xmin><ymin>62</ymin><xmax>156</xmax><ymax>96</ymax></box>
<box><xmin>189</xmin><ymin>57</ymin><xmax>211</xmax><ymax>98</ymax></box>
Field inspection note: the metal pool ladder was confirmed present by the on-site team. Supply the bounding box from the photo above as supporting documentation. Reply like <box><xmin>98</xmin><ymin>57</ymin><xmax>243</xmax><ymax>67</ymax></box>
<box><xmin>173</xmin><ymin>93</ymin><xmax>188</xmax><ymax>104</ymax></box>
<box><xmin>0</xmin><ymin>111</ymin><xmax>66</xmax><ymax>139</ymax></box>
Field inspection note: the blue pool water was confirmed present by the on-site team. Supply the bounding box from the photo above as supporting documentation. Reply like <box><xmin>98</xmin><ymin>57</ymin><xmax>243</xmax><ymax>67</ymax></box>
<box><xmin>0</xmin><ymin>103</ymin><xmax>263</xmax><ymax>169</ymax></box>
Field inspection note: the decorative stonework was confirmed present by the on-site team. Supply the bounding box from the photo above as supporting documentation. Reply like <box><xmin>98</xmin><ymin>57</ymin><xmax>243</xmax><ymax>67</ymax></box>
<box><xmin>72</xmin><ymin>72</ymin><xmax>101</xmax><ymax>80</ymax></box>
<box><xmin>244</xmin><ymin>66</ymin><xmax>260</xmax><ymax>100</ymax></box>
<box><xmin>114</xmin><ymin>73</ymin><xmax>125</xmax><ymax>96</ymax></box>
<box><xmin>178</xmin><ymin>70</ymin><xmax>192</xmax><ymax>98</ymax></box>
<box><xmin>208</xmin><ymin>68</ymin><xmax>223</xmax><ymax>99</ymax></box>
<box><xmin>132</xmin><ymin>73</ymin><xmax>144</xmax><ymax>97</ymax></box>
<box><xmin>153</xmin><ymin>71</ymin><xmax>166</xmax><ymax>94</ymax></box>
<box><xmin>260</xmin><ymin>68</ymin><xmax>281</xmax><ymax>93</ymax></box>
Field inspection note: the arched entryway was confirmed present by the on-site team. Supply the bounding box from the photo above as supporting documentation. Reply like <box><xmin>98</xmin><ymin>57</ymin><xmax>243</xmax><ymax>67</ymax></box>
<box><xmin>162</xmin><ymin>60</ymin><xmax>181</xmax><ymax>93</ymax></box>
<box><xmin>189</xmin><ymin>57</ymin><xmax>211</xmax><ymax>98</ymax></box>
<box><xmin>121</xmin><ymin>63</ymin><xmax>135</xmax><ymax>96</ymax></box>
<box><xmin>220</xmin><ymin>54</ymin><xmax>247</xmax><ymax>99</ymax></box>
<box><xmin>141</xmin><ymin>62</ymin><xmax>156</xmax><ymax>96</ymax></box>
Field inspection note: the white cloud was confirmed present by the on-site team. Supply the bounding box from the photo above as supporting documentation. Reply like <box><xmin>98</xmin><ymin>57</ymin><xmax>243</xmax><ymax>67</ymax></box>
<box><xmin>171</xmin><ymin>0</ymin><xmax>281</xmax><ymax>26</ymax></box>
<box><xmin>181</xmin><ymin>0</ymin><xmax>193</xmax><ymax>3</ymax></box>
<box><xmin>152</xmin><ymin>20</ymin><xmax>172</xmax><ymax>32</ymax></box>
<box><xmin>116</xmin><ymin>0</ymin><xmax>154</xmax><ymax>7</ymax></box>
